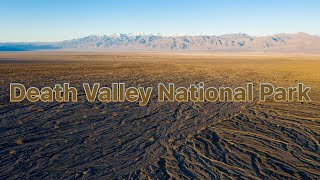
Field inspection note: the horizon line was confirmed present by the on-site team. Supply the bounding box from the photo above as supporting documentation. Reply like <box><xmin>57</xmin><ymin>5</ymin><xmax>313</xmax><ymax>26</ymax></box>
<box><xmin>0</xmin><ymin>32</ymin><xmax>319</xmax><ymax>43</ymax></box>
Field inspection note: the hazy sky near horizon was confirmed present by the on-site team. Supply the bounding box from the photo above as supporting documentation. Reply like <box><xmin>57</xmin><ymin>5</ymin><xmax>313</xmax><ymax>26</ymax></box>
<box><xmin>1</xmin><ymin>0</ymin><xmax>319</xmax><ymax>42</ymax></box>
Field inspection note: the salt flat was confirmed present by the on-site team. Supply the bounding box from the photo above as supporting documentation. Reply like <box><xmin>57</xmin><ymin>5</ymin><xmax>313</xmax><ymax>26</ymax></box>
<box><xmin>0</xmin><ymin>52</ymin><xmax>319</xmax><ymax>179</ymax></box>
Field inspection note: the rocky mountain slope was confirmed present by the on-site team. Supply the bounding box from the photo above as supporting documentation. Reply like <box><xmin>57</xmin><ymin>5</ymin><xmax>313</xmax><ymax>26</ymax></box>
<box><xmin>1</xmin><ymin>33</ymin><xmax>320</xmax><ymax>53</ymax></box>
<box><xmin>58</xmin><ymin>32</ymin><xmax>320</xmax><ymax>53</ymax></box>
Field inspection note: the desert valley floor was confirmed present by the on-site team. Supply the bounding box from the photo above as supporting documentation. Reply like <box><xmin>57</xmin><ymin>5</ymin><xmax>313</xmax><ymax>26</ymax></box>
<box><xmin>0</xmin><ymin>52</ymin><xmax>319</xmax><ymax>179</ymax></box>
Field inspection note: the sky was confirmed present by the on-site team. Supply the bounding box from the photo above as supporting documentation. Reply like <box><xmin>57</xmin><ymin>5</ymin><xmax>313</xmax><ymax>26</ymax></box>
<box><xmin>1</xmin><ymin>0</ymin><xmax>319</xmax><ymax>42</ymax></box>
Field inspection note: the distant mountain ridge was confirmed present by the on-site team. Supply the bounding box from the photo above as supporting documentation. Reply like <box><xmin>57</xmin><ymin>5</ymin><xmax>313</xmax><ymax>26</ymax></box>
<box><xmin>1</xmin><ymin>33</ymin><xmax>320</xmax><ymax>53</ymax></box>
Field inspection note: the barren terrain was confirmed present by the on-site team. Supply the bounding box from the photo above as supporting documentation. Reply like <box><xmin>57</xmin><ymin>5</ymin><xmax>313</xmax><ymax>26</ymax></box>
<box><xmin>0</xmin><ymin>52</ymin><xmax>319</xmax><ymax>179</ymax></box>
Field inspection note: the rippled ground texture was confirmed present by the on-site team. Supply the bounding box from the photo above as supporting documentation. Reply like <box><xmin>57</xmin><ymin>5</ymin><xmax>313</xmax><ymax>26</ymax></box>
<box><xmin>0</xmin><ymin>53</ymin><xmax>319</xmax><ymax>179</ymax></box>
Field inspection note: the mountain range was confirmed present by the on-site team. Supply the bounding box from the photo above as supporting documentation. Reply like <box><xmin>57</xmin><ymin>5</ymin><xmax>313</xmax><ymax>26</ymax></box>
<box><xmin>1</xmin><ymin>32</ymin><xmax>320</xmax><ymax>53</ymax></box>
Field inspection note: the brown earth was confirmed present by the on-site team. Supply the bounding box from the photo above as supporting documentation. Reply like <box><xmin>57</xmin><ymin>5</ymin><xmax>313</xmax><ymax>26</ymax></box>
<box><xmin>0</xmin><ymin>52</ymin><xmax>319</xmax><ymax>179</ymax></box>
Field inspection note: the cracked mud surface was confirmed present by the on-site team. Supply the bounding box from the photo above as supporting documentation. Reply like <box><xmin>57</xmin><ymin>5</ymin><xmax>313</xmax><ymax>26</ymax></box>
<box><xmin>0</xmin><ymin>53</ymin><xmax>319</xmax><ymax>179</ymax></box>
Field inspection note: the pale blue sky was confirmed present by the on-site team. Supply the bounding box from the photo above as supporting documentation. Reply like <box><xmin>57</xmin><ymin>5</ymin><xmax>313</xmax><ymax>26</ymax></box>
<box><xmin>1</xmin><ymin>0</ymin><xmax>319</xmax><ymax>42</ymax></box>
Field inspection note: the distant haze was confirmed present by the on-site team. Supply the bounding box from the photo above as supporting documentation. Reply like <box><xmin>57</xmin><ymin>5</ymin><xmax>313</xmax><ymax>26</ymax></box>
<box><xmin>1</xmin><ymin>33</ymin><xmax>320</xmax><ymax>53</ymax></box>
